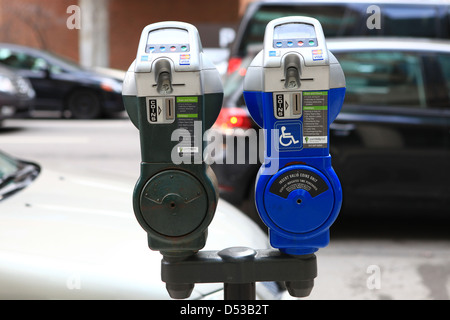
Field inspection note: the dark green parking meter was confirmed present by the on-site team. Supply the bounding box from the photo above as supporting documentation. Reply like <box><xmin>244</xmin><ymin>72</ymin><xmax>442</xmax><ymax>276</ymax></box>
<box><xmin>122</xmin><ymin>21</ymin><xmax>223</xmax><ymax>260</ymax></box>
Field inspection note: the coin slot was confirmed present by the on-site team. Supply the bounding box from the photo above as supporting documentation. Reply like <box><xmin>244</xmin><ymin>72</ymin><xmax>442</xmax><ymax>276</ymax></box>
<box><xmin>165</xmin><ymin>97</ymin><xmax>175</xmax><ymax>120</ymax></box>
<box><xmin>293</xmin><ymin>93</ymin><xmax>301</xmax><ymax>115</ymax></box>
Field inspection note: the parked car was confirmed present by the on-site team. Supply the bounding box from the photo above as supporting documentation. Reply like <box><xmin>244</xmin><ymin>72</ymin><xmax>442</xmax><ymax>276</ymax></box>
<box><xmin>0</xmin><ymin>150</ymin><xmax>280</xmax><ymax>299</ymax></box>
<box><xmin>228</xmin><ymin>0</ymin><xmax>450</xmax><ymax>74</ymax></box>
<box><xmin>212</xmin><ymin>38</ymin><xmax>450</xmax><ymax>224</ymax></box>
<box><xmin>0</xmin><ymin>43</ymin><xmax>123</xmax><ymax>119</ymax></box>
<box><xmin>0</xmin><ymin>65</ymin><xmax>34</xmax><ymax>126</ymax></box>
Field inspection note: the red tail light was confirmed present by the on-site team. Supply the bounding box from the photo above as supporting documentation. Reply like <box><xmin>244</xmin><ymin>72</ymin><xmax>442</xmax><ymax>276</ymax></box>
<box><xmin>213</xmin><ymin>107</ymin><xmax>252</xmax><ymax>131</ymax></box>
<box><xmin>226</xmin><ymin>57</ymin><xmax>243</xmax><ymax>74</ymax></box>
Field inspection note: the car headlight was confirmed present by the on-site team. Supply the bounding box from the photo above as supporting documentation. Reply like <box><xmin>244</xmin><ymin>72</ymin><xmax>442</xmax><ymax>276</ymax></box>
<box><xmin>15</xmin><ymin>78</ymin><xmax>35</xmax><ymax>97</ymax></box>
<box><xmin>0</xmin><ymin>75</ymin><xmax>17</xmax><ymax>94</ymax></box>
<box><xmin>100</xmin><ymin>78</ymin><xmax>123</xmax><ymax>93</ymax></box>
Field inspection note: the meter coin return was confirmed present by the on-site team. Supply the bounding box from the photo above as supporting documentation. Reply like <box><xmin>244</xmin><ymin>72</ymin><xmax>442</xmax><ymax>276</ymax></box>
<box><xmin>243</xmin><ymin>16</ymin><xmax>346</xmax><ymax>255</ymax></box>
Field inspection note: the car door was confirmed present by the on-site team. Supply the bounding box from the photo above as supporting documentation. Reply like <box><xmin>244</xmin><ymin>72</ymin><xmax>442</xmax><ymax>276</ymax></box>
<box><xmin>433</xmin><ymin>51</ymin><xmax>450</xmax><ymax>208</ymax></box>
<box><xmin>330</xmin><ymin>49</ymin><xmax>450</xmax><ymax>214</ymax></box>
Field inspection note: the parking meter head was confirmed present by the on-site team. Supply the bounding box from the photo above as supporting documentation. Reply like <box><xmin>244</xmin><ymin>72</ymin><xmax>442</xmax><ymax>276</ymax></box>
<box><xmin>243</xmin><ymin>16</ymin><xmax>346</xmax><ymax>255</ymax></box>
<box><xmin>122</xmin><ymin>21</ymin><xmax>223</xmax><ymax>257</ymax></box>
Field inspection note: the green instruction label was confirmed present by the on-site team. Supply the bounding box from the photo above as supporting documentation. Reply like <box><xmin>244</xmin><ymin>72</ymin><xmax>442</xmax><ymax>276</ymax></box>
<box><xmin>176</xmin><ymin>96</ymin><xmax>200</xmax><ymax>156</ymax></box>
<box><xmin>302</xmin><ymin>91</ymin><xmax>328</xmax><ymax>148</ymax></box>
<box><xmin>177</xmin><ymin>96</ymin><xmax>198</xmax><ymax>103</ymax></box>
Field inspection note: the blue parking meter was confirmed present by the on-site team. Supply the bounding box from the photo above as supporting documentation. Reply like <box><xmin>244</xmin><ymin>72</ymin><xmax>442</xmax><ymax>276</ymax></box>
<box><xmin>243</xmin><ymin>17</ymin><xmax>346</xmax><ymax>255</ymax></box>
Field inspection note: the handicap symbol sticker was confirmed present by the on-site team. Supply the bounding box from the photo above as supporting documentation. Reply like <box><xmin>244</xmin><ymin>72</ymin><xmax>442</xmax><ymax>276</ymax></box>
<box><xmin>275</xmin><ymin>122</ymin><xmax>302</xmax><ymax>151</ymax></box>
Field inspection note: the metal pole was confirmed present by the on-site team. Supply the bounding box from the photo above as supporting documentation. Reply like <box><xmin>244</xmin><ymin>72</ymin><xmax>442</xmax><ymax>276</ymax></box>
<box><xmin>224</xmin><ymin>282</ymin><xmax>255</xmax><ymax>300</ymax></box>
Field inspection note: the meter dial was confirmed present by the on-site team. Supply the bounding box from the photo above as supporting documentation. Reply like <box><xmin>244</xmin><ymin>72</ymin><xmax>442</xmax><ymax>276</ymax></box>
<box><xmin>140</xmin><ymin>170</ymin><xmax>207</xmax><ymax>237</ymax></box>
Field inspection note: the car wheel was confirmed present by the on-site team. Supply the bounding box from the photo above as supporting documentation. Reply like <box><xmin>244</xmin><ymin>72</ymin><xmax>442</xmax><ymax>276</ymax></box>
<box><xmin>67</xmin><ymin>89</ymin><xmax>102</xmax><ymax>119</ymax></box>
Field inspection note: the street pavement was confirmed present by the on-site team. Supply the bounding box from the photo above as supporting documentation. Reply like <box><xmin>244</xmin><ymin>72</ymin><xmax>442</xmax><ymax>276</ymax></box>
<box><xmin>1</xmin><ymin>116</ymin><xmax>450</xmax><ymax>300</ymax></box>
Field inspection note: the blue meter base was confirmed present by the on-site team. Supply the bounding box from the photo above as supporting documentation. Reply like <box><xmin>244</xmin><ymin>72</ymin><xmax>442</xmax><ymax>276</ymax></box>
<box><xmin>254</xmin><ymin>157</ymin><xmax>342</xmax><ymax>255</ymax></box>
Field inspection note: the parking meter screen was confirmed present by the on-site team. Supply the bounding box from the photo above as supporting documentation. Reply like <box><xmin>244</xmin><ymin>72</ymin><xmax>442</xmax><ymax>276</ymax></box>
<box><xmin>146</xmin><ymin>28</ymin><xmax>190</xmax><ymax>53</ymax></box>
<box><xmin>273</xmin><ymin>23</ymin><xmax>317</xmax><ymax>48</ymax></box>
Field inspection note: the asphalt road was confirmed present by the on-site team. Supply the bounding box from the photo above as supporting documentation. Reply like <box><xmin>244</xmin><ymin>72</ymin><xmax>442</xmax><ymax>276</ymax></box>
<box><xmin>1</xmin><ymin>116</ymin><xmax>450</xmax><ymax>300</ymax></box>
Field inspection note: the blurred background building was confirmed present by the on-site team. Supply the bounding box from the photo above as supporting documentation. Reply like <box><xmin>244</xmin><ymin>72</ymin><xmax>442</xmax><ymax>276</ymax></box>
<box><xmin>0</xmin><ymin>0</ymin><xmax>255</xmax><ymax>70</ymax></box>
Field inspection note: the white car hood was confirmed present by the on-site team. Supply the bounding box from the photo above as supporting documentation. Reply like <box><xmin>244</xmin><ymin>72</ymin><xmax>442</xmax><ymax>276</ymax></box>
<box><xmin>0</xmin><ymin>168</ymin><xmax>269</xmax><ymax>299</ymax></box>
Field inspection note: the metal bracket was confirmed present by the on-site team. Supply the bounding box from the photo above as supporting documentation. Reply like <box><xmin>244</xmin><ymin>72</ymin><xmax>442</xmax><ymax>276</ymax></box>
<box><xmin>161</xmin><ymin>247</ymin><xmax>317</xmax><ymax>300</ymax></box>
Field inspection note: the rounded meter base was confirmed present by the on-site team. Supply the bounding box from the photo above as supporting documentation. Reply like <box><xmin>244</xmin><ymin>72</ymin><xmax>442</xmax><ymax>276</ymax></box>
<box><xmin>139</xmin><ymin>170</ymin><xmax>207</xmax><ymax>237</ymax></box>
<box><xmin>262</xmin><ymin>165</ymin><xmax>335</xmax><ymax>237</ymax></box>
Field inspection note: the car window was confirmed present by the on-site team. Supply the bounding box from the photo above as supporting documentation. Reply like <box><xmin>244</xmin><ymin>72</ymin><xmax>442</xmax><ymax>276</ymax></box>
<box><xmin>379</xmin><ymin>5</ymin><xmax>446</xmax><ymax>38</ymax></box>
<box><xmin>436</xmin><ymin>53</ymin><xmax>450</xmax><ymax>104</ymax></box>
<box><xmin>0</xmin><ymin>48</ymin><xmax>46</xmax><ymax>72</ymax></box>
<box><xmin>49</xmin><ymin>64</ymin><xmax>67</xmax><ymax>74</ymax></box>
<box><xmin>335</xmin><ymin>51</ymin><xmax>426</xmax><ymax>108</ymax></box>
<box><xmin>236</xmin><ymin>3</ymin><xmax>450</xmax><ymax>57</ymax></box>
<box><xmin>0</xmin><ymin>152</ymin><xmax>19</xmax><ymax>181</ymax></box>
<box><xmin>238</xmin><ymin>4</ymin><xmax>362</xmax><ymax>56</ymax></box>
<box><xmin>0</xmin><ymin>48</ymin><xmax>71</xmax><ymax>75</ymax></box>
<box><xmin>44</xmin><ymin>51</ymin><xmax>83</xmax><ymax>72</ymax></box>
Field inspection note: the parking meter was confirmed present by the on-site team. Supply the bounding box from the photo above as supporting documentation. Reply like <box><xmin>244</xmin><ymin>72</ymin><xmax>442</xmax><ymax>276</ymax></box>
<box><xmin>243</xmin><ymin>17</ymin><xmax>346</xmax><ymax>255</ymax></box>
<box><xmin>122</xmin><ymin>21</ymin><xmax>223</xmax><ymax>259</ymax></box>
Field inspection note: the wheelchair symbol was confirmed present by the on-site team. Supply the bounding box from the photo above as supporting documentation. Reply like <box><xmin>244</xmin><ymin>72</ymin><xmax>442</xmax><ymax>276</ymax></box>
<box><xmin>279</xmin><ymin>126</ymin><xmax>299</xmax><ymax>147</ymax></box>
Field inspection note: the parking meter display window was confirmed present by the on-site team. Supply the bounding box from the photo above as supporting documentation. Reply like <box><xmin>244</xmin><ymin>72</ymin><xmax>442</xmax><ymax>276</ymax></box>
<box><xmin>146</xmin><ymin>44</ymin><xmax>190</xmax><ymax>54</ymax></box>
<box><xmin>274</xmin><ymin>23</ymin><xmax>316</xmax><ymax>40</ymax></box>
<box><xmin>273</xmin><ymin>23</ymin><xmax>317</xmax><ymax>48</ymax></box>
<box><xmin>146</xmin><ymin>28</ymin><xmax>190</xmax><ymax>53</ymax></box>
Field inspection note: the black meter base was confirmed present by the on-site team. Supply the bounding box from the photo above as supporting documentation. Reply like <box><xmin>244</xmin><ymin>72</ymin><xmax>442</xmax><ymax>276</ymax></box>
<box><xmin>133</xmin><ymin>162</ymin><xmax>218</xmax><ymax>257</ymax></box>
<box><xmin>161</xmin><ymin>247</ymin><xmax>317</xmax><ymax>300</ymax></box>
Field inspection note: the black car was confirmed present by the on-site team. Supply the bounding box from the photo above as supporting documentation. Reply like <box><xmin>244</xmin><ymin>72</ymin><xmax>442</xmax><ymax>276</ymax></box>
<box><xmin>0</xmin><ymin>43</ymin><xmax>123</xmax><ymax>119</ymax></box>
<box><xmin>0</xmin><ymin>65</ymin><xmax>35</xmax><ymax>127</ymax></box>
<box><xmin>212</xmin><ymin>38</ymin><xmax>450</xmax><ymax>226</ymax></box>
<box><xmin>228</xmin><ymin>0</ymin><xmax>450</xmax><ymax>74</ymax></box>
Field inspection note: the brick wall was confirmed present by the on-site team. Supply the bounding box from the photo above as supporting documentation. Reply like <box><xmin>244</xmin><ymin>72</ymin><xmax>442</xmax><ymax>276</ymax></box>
<box><xmin>0</xmin><ymin>0</ymin><xmax>79</xmax><ymax>61</ymax></box>
<box><xmin>0</xmin><ymin>0</ymin><xmax>243</xmax><ymax>70</ymax></box>
<box><xmin>109</xmin><ymin>0</ymin><xmax>241</xmax><ymax>70</ymax></box>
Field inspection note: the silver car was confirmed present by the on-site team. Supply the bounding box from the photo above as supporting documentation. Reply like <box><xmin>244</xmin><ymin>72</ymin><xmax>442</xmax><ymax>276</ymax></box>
<box><xmin>0</xmin><ymin>150</ymin><xmax>279</xmax><ymax>299</ymax></box>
